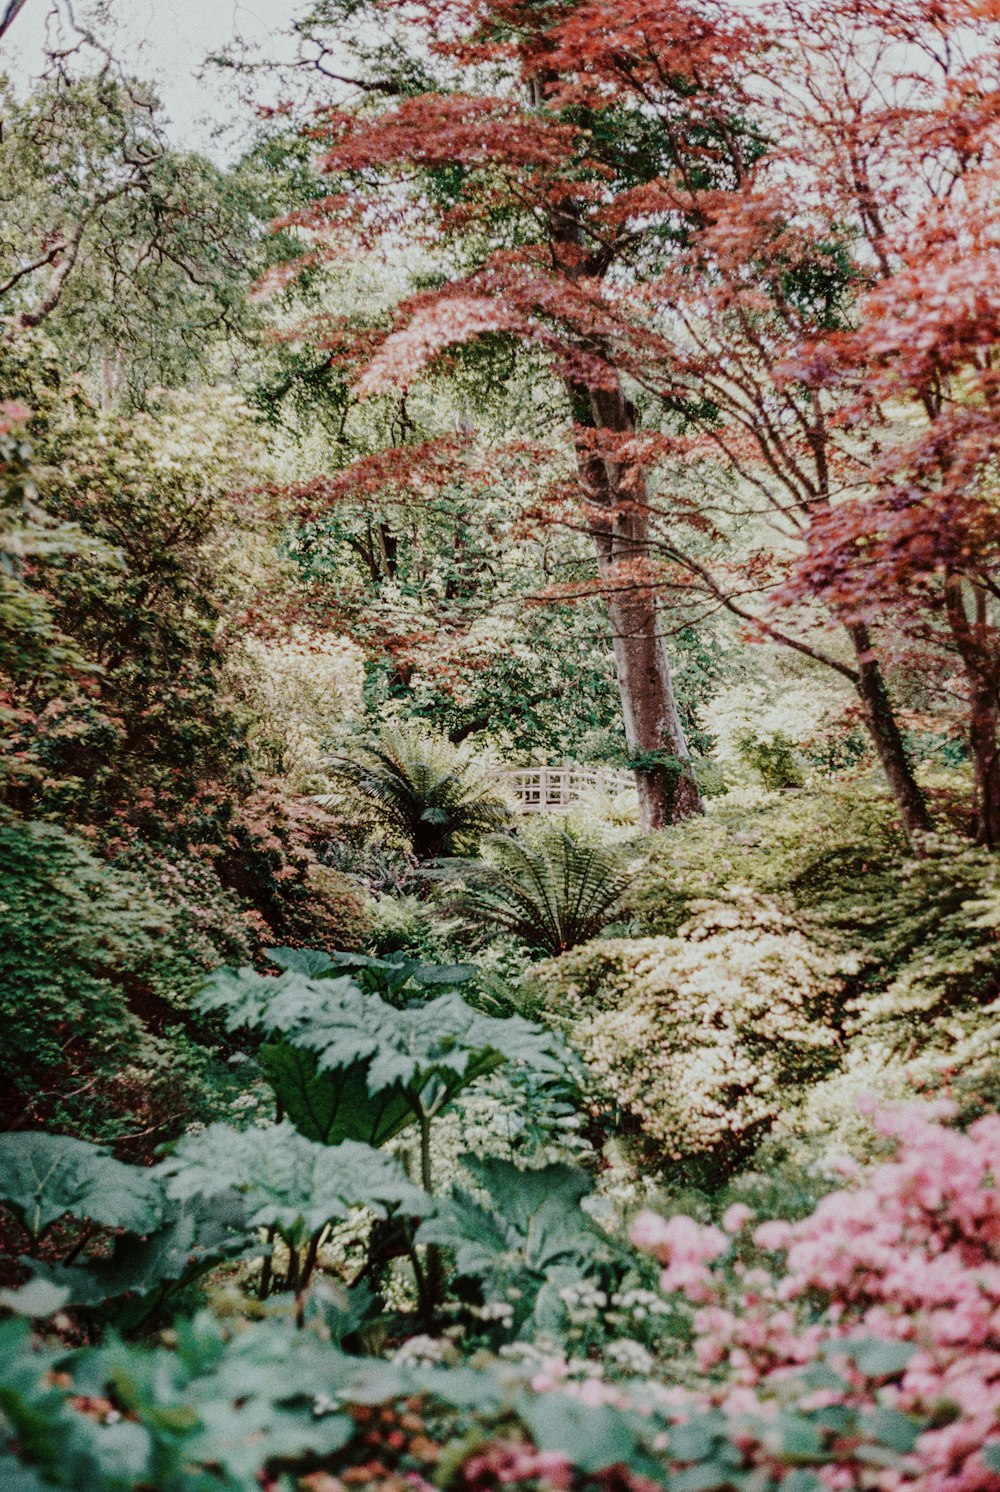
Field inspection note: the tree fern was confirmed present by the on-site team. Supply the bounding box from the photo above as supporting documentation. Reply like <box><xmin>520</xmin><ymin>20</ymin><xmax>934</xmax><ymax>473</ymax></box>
<box><xmin>454</xmin><ymin>830</ymin><xmax>637</xmax><ymax>956</ymax></box>
<box><xmin>319</xmin><ymin>724</ymin><xmax>510</xmax><ymax>859</ymax></box>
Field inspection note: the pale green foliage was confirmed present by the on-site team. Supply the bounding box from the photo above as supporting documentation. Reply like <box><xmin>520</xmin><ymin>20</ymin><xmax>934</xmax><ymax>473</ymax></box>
<box><xmin>735</xmin><ymin>729</ymin><xmax>805</xmax><ymax>789</ymax></box>
<box><xmin>0</xmin><ymin>1133</ymin><xmax>162</xmax><ymax>1241</ymax></box>
<box><xmin>533</xmin><ymin>894</ymin><xmax>845</xmax><ymax>1180</ymax></box>
<box><xmin>240</xmin><ymin>627</ymin><xmax>364</xmax><ymax>789</ymax></box>
<box><xmin>417</xmin><ymin>1156</ymin><xmax>609</xmax><ymax>1332</ymax></box>
<box><xmin>319</xmin><ymin>723</ymin><xmax>511</xmax><ymax>859</ymax></box>
<box><xmin>158</xmin><ymin>1122</ymin><xmax>429</xmax><ymax>1246</ymax></box>
<box><xmin>452</xmin><ymin>829</ymin><xmax>638</xmax><ymax>955</ymax></box>
<box><xmin>635</xmin><ymin>785</ymin><xmax>904</xmax><ymax>935</ymax></box>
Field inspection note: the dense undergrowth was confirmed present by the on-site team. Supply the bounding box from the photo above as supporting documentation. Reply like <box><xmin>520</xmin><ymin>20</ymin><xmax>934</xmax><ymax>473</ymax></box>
<box><xmin>5</xmin><ymin>756</ymin><xmax>1000</xmax><ymax>1490</ymax></box>
<box><xmin>5</xmin><ymin>1</ymin><xmax>1000</xmax><ymax>1486</ymax></box>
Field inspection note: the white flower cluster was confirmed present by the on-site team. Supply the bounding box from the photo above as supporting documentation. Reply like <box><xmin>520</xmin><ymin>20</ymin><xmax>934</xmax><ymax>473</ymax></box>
<box><xmin>392</xmin><ymin>1333</ymin><xmax>451</xmax><ymax>1367</ymax></box>
<box><xmin>604</xmin><ymin>1338</ymin><xmax>655</xmax><ymax>1375</ymax></box>
<box><xmin>559</xmin><ymin>1281</ymin><xmax>608</xmax><ymax>1324</ymax></box>
<box><xmin>609</xmin><ymin>1287</ymin><xmax>672</xmax><ymax>1323</ymax></box>
<box><xmin>474</xmin><ymin>1300</ymin><xmax>515</xmax><ymax>1326</ymax></box>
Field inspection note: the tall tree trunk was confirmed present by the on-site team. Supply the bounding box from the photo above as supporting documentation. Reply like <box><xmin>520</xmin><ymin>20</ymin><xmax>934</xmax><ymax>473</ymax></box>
<box><xmin>568</xmin><ymin>378</ymin><xmax>702</xmax><ymax>831</ymax></box>
<box><xmin>846</xmin><ymin>623</ymin><xmax>934</xmax><ymax>842</ymax></box>
<box><xmin>944</xmin><ymin>574</ymin><xmax>1000</xmax><ymax>846</ymax></box>
<box><xmin>969</xmin><ymin>685</ymin><xmax>1000</xmax><ymax>846</ymax></box>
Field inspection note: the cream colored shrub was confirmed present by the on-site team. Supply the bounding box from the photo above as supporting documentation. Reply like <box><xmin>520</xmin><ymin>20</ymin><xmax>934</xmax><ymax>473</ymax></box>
<box><xmin>533</xmin><ymin>894</ymin><xmax>846</xmax><ymax>1181</ymax></box>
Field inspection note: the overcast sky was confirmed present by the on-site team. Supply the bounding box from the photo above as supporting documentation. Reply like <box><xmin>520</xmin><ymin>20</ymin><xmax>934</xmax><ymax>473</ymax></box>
<box><xmin>0</xmin><ymin>0</ymin><xmax>307</xmax><ymax>155</ymax></box>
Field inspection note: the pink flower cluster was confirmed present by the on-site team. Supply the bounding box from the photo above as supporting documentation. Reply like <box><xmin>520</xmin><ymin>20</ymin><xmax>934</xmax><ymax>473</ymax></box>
<box><xmin>0</xmin><ymin>400</ymin><xmax>30</xmax><ymax>437</ymax></box>
<box><xmin>632</xmin><ymin>1103</ymin><xmax>1000</xmax><ymax>1491</ymax></box>
<box><xmin>462</xmin><ymin>1441</ymin><xmax>574</xmax><ymax>1491</ymax></box>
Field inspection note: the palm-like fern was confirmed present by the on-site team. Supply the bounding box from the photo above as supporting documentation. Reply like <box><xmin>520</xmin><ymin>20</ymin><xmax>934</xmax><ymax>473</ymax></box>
<box><xmin>321</xmin><ymin>724</ymin><xmax>511</xmax><ymax>860</ymax></box>
<box><xmin>455</xmin><ymin>830</ymin><xmax>637</xmax><ymax>956</ymax></box>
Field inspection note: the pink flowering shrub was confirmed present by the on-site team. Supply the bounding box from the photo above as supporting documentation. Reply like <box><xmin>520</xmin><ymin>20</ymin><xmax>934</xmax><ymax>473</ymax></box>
<box><xmin>632</xmin><ymin>1101</ymin><xmax>1000</xmax><ymax>1491</ymax></box>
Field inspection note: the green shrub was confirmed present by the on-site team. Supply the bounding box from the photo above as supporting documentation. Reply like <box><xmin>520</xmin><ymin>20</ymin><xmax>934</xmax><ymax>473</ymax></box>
<box><xmin>532</xmin><ymin>893</ymin><xmax>846</xmax><ymax>1185</ymax></box>
<box><xmin>734</xmin><ymin>728</ymin><xmax>806</xmax><ymax>789</ymax></box>
<box><xmin>0</xmin><ymin>812</ymin><xmax>255</xmax><ymax>1147</ymax></box>
<box><xmin>635</xmin><ymin>785</ymin><xmax>904</xmax><ymax>936</ymax></box>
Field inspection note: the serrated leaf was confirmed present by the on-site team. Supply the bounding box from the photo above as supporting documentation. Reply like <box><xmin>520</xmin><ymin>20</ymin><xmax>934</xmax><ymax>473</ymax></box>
<box><xmin>0</xmin><ymin>1132</ymin><xmax>164</xmax><ymax>1239</ymax></box>
<box><xmin>417</xmin><ymin>1156</ymin><xmax>601</xmax><ymax>1321</ymax></box>
<box><xmin>259</xmin><ymin>1042</ymin><xmax>416</xmax><ymax>1147</ymax></box>
<box><xmin>267</xmin><ymin>947</ymin><xmax>342</xmax><ymax>977</ymax></box>
<box><xmin>26</xmin><ymin>1191</ymin><xmax>248</xmax><ymax>1309</ymax></box>
<box><xmin>196</xmin><ymin>966</ymin><xmax>566</xmax><ymax>1132</ymax></box>
<box><xmin>157</xmin><ymin>1122</ymin><xmax>430</xmax><ymax>1244</ymax></box>
<box><xmin>295</xmin><ymin>988</ymin><xmax>564</xmax><ymax>1098</ymax></box>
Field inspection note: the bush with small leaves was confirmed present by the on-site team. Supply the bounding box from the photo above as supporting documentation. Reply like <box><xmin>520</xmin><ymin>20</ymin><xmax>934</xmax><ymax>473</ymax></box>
<box><xmin>533</xmin><ymin>893</ymin><xmax>846</xmax><ymax>1183</ymax></box>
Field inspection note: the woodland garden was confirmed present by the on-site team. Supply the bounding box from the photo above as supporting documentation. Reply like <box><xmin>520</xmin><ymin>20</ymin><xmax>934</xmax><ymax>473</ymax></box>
<box><xmin>3</xmin><ymin>0</ymin><xmax>1000</xmax><ymax>1487</ymax></box>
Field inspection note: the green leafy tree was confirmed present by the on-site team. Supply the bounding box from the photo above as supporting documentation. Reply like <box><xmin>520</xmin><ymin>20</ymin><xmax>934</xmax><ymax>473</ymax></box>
<box><xmin>0</xmin><ymin>70</ymin><xmax>264</xmax><ymax>399</ymax></box>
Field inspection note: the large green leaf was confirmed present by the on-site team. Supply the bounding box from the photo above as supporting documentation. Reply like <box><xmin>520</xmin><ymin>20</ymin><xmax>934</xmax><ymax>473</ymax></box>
<box><xmin>196</xmin><ymin>965</ymin><xmax>357</xmax><ymax>1033</ymax></box>
<box><xmin>259</xmin><ymin>1042</ymin><xmax>415</xmax><ymax>1147</ymax></box>
<box><xmin>157</xmin><ymin>1122</ymin><xmax>430</xmax><ymax>1245</ymax></box>
<box><xmin>198</xmin><ymin>965</ymin><xmax>568</xmax><ymax>1130</ymax></box>
<box><xmin>267</xmin><ymin>947</ymin><xmax>475</xmax><ymax>995</ymax></box>
<box><xmin>267</xmin><ymin>947</ymin><xmax>342</xmax><ymax>978</ymax></box>
<box><xmin>0</xmin><ymin>1133</ymin><xmax>164</xmax><ymax>1240</ymax></box>
<box><xmin>25</xmin><ymin>1191</ymin><xmax>248</xmax><ymax>1310</ymax></box>
<box><xmin>417</xmin><ymin>1156</ymin><xmax>606</xmax><ymax>1322</ymax></box>
<box><xmin>290</xmin><ymin>987</ymin><xmax>565</xmax><ymax>1103</ymax></box>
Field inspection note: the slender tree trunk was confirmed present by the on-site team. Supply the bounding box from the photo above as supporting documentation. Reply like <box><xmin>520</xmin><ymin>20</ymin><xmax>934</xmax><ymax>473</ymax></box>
<box><xmin>969</xmin><ymin>685</ymin><xmax>1000</xmax><ymax>846</ymax></box>
<box><xmin>846</xmin><ymin>623</ymin><xmax>933</xmax><ymax>842</ymax></box>
<box><xmin>567</xmin><ymin>378</ymin><xmax>702</xmax><ymax>831</ymax></box>
<box><xmin>944</xmin><ymin>574</ymin><xmax>1000</xmax><ymax>845</ymax></box>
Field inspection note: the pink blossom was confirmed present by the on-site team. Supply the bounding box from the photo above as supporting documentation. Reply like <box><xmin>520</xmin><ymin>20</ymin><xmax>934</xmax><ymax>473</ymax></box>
<box><xmin>753</xmin><ymin>1220</ymin><xmax>792</xmax><ymax>1252</ymax></box>
<box><xmin>723</xmin><ymin>1203</ymin><xmax>754</xmax><ymax>1234</ymax></box>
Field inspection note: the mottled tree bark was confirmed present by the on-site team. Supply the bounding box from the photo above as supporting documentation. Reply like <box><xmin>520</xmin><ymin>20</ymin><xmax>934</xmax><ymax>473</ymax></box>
<box><xmin>847</xmin><ymin>623</ymin><xmax>934</xmax><ymax>842</ymax></box>
<box><xmin>568</xmin><ymin>377</ymin><xmax>702</xmax><ymax>831</ymax></box>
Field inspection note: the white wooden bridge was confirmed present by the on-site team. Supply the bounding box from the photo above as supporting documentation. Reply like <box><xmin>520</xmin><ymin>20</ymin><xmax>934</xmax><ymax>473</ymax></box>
<box><xmin>504</xmin><ymin>762</ymin><xmax>634</xmax><ymax>813</ymax></box>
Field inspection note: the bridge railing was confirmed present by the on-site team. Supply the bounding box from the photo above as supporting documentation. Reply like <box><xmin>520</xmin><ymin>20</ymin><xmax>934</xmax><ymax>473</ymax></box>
<box><xmin>504</xmin><ymin>763</ymin><xmax>635</xmax><ymax>813</ymax></box>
